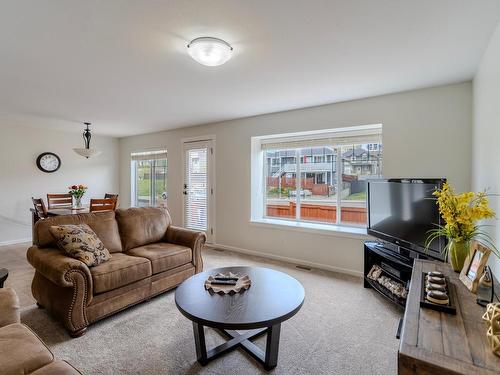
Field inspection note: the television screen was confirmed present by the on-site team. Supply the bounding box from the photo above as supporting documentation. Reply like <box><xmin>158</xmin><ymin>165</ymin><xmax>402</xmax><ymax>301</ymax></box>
<box><xmin>368</xmin><ymin>179</ymin><xmax>446</xmax><ymax>258</ymax></box>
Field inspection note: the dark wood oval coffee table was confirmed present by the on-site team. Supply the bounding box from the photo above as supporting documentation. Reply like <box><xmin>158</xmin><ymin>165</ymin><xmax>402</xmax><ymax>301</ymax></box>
<box><xmin>175</xmin><ymin>266</ymin><xmax>305</xmax><ymax>370</ymax></box>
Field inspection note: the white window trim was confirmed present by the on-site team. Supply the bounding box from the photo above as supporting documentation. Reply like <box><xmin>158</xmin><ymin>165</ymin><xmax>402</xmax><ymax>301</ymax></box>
<box><xmin>130</xmin><ymin>162</ymin><xmax>136</xmax><ymax>207</ymax></box>
<box><xmin>250</xmin><ymin>124</ymin><xmax>382</xmax><ymax>235</ymax></box>
<box><xmin>250</xmin><ymin>217</ymin><xmax>368</xmax><ymax>240</ymax></box>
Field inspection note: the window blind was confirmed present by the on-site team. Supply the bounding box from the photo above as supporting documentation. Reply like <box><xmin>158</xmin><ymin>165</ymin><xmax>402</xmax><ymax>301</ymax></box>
<box><xmin>261</xmin><ymin>125</ymin><xmax>382</xmax><ymax>150</ymax></box>
<box><xmin>131</xmin><ymin>149</ymin><xmax>167</xmax><ymax>161</ymax></box>
<box><xmin>184</xmin><ymin>147</ymin><xmax>208</xmax><ymax>231</ymax></box>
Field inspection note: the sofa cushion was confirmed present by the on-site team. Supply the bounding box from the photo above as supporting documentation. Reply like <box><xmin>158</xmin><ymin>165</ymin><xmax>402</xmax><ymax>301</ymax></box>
<box><xmin>90</xmin><ymin>253</ymin><xmax>152</xmax><ymax>294</ymax></box>
<box><xmin>127</xmin><ymin>242</ymin><xmax>192</xmax><ymax>274</ymax></box>
<box><xmin>0</xmin><ymin>287</ymin><xmax>20</xmax><ymax>328</ymax></box>
<box><xmin>49</xmin><ymin>224</ymin><xmax>112</xmax><ymax>267</ymax></box>
<box><xmin>31</xmin><ymin>360</ymin><xmax>82</xmax><ymax>375</ymax></box>
<box><xmin>34</xmin><ymin>211</ymin><xmax>123</xmax><ymax>253</ymax></box>
<box><xmin>115</xmin><ymin>207</ymin><xmax>172</xmax><ymax>251</ymax></box>
<box><xmin>0</xmin><ymin>323</ymin><xmax>54</xmax><ymax>375</ymax></box>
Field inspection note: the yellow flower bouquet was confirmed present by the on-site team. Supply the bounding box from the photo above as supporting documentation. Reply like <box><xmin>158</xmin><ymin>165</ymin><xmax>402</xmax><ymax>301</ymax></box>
<box><xmin>426</xmin><ymin>182</ymin><xmax>498</xmax><ymax>271</ymax></box>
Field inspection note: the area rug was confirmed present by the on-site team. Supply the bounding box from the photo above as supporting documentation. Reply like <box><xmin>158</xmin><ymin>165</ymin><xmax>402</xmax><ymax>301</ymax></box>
<box><xmin>21</xmin><ymin>249</ymin><xmax>401</xmax><ymax>374</ymax></box>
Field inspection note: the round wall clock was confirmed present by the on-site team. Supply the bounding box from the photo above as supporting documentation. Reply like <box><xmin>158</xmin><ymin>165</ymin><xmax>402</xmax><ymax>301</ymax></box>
<box><xmin>36</xmin><ymin>152</ymin><xmax>61</xmax><ymax>173</ymax></box>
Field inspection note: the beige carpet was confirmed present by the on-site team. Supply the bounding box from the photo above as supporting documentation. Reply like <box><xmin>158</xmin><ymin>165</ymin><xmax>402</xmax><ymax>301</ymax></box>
<box><xmin>3</xmin><ymin>244</ymin><xmax>401</xmax><ymax>374</ymax></box>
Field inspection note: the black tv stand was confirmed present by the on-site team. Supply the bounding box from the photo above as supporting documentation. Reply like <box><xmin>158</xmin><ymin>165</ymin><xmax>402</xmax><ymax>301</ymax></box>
<box><xmin>363</xmin><ymin>241</ymin><xmax>435</xmax><ymax>308</ymax></box>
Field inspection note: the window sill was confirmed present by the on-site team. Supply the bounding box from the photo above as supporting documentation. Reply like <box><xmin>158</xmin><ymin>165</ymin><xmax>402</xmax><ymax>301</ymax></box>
<box><xmin>250</xmin><ymin>218</ymin><xmax>369</xmax><ymax>240</ymax></box>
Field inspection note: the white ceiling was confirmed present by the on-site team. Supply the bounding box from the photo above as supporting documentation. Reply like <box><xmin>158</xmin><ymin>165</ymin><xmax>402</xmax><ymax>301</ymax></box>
<box><xmin>0</xmin><ymin>1</ymin><xmax>499</xmax><ymax>137</ymax></box>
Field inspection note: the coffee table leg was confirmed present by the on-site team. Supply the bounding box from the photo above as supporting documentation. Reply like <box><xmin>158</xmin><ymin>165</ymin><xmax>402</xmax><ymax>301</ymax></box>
<box><xmin>192</xmin><ymin>323</ymin><xmax>282</xmax><ymax>369</ymax></box>
<box><xmin>192</xmin><ymin>322</ymin><xmax>208</xmax><ymax>365</ymax></box>
<box><xmin>264</xmin><ymin>324</ymin><xmax>281</xmax><ymax>370</ymax></box>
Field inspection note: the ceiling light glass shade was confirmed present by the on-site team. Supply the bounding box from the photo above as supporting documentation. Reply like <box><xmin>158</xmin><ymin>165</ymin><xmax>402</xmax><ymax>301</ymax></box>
<box><xmin>187</xmin><ymin>37</ymin><xmax>233</xmax><ymax>66</ymax></box>
<box><xmin>73</xmin><ymin>148</ymin><xmax>102</xmax><ymax>158</ymax></box>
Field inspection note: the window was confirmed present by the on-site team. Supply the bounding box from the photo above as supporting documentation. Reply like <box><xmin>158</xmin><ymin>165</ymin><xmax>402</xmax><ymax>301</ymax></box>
<box><xmin>340</xmin><ymin>143</ymin><xmax>382</xmax><ymax>226</ymax></box>
<box><xmin>257</xmin><ymin>124</ymin><xmax>382</xmax><ymax>228</ymax></box>
<box><xmin>265</xmin><ymin>149</ymin><xmax>297</xmax><ymax>220</ymax></box>
<box><xmin>131</xmin><ymin>149</ymin><xmax>168</xmax><ymax>207</ymax></box>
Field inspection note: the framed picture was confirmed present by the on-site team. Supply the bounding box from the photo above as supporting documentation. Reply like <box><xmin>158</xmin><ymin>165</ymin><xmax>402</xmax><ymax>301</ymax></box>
<box><xmin>459</xmin><ymin>241</ymin><xmax>491</xmax><ymax>293</ymax></box>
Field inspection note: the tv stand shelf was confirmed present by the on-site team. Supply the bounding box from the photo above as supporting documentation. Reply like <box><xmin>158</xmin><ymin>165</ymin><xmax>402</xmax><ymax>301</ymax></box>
<box><xmin>398</xmin><ymin>259</ymin><xmax>500</xmax><ymax>375</ymax></box>
<box><xmin>364</xmin><ymin>276</ymin><xmax>407</xmax><ymax>308</ymax></box>
<box><xmin>364</xmin><ymin>241</ymin><xmax>419</xmax><ymax>307</ymax></box>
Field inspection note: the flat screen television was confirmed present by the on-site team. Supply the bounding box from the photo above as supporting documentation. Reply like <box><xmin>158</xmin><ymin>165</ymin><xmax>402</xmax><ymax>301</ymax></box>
<box><xmin>367</xmin><ymin>178</ymin><xmax>446</xmax><ymax>260</ymax></box>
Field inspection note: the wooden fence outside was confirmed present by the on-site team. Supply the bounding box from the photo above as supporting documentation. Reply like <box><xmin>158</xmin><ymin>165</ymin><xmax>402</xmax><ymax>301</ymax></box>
<box><xmin>266</xmin><ymin>202</ymin><xmax>366</xmax><ymax>224</ymax></box>
<box><xmin>267</xmin><ymin>177</ymin><xmax>329</xmax><ymax>195</ymax></box>
<box><xmin>267</xmin><ymin>176</ymin><xmax>315</xmax><ymax>189</ymax></box>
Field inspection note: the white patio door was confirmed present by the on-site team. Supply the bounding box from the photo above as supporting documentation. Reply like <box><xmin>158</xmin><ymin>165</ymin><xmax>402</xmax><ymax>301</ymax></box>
<box><xmin>183</xmin><ymin>139</ymin><xmax>215</xmax><ymax>243</ymax></box>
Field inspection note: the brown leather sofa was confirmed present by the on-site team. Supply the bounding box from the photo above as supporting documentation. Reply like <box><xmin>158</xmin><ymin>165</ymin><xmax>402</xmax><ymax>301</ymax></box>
<box><xmin>27</xmin><ymin>207</ymin><xmax>205</xmax><ymax>337</ymax></box>
<box><xmin>0</xmin><ymin>287</ymin><xmax>82</xmax><ymax>374</ymax></box>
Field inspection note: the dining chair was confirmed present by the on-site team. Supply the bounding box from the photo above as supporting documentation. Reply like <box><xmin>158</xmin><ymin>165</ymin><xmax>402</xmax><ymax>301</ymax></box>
<box><xmin>31</xmin><ymin>197</ymin><xmax>48</xmax><ymax>219</ymax></box>
<box><xmin>104</xmin><ymin>193</ymin><xmax>119</xmax><ymax>207</ymax></box>
<box><xmin>47</xmin><ymin>194</ymin><xmax>73</xmax><ymax>209</ymax></box>
<box><xmin>89</xmin><ymin>198</ymin><xmax>117</xmax><ymax>212</ymax></box>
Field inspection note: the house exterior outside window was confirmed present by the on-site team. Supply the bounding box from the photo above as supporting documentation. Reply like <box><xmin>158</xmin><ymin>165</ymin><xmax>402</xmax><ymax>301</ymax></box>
<box><xmin>258</xmin><ymin>124</ymin><xmax>382</xmax><ymax>228</ymax></box>
<box><xmin>131</xmin><ymin>149</ymin><xmax>168</xmax><ymax>208</ymax></box>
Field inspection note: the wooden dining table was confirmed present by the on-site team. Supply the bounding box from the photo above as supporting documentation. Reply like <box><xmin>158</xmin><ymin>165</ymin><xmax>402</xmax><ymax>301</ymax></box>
<box><xmin>30</xmin><ymin>206</ymin><xmax>89</xmax><ymax>226</ymax></box>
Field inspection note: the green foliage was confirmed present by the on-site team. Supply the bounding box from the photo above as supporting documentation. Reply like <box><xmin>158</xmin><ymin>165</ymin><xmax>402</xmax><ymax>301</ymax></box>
<box><xmin>136</xmin><ymin>177</ymin><xmax>166</xmax><ymax>197</ymax></box>
<box><xmin>345</xmin><ymin>192</ymin><xmax>367</xmax><ymax>200</ymax></box>
<box><xmin>267</xmin><ymin>187</ymin><xmax>293</xmax><ymax>197</ymax></box>
<box><xmin>426</xmin><ymin>225</ymin><xmax>500</xmax><ymax>259</ymax></box>
<box><xmin>425</xmin><ymin>182</ymin><xmax>499</xmax><ymax>258</ymax></box>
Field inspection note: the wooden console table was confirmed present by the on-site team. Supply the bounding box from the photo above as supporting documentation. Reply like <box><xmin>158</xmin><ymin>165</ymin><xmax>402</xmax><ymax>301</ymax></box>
<box><xmin>399</xmin><ymin>259</ymin><xmax>500</xmax><ymax>374</ymax></box>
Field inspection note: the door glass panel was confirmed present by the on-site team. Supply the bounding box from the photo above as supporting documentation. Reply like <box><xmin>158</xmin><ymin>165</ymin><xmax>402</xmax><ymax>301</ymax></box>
<box><xmin>136</xmin><ymin>160</ymin><xmax>152</xmax><ymax>207</ymax></box>
<box><xmin>185</xmin><ymin>148</ymin><xmax>208</xmax><ymax>231</ymax></box>
<box><xmin>154</xmin><ymin>158</ymin><xmax>168</xmax><ymax>207</ymax></box>
<box><xmin>133</xmin><ymin>157</ymin><xmax>167</xmax><ymax>207</ymax></box>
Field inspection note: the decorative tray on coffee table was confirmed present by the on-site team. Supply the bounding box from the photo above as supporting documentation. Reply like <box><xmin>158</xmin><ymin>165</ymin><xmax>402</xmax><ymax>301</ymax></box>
<box><xmin>419</xmin><ymin>272</ymin><xmax>457</xmax><ymax>315</ymax></box>
<box><xmin>204</xmin><ymin>272</ymin><xmax>251</xmax><ymax>295</ymax></box>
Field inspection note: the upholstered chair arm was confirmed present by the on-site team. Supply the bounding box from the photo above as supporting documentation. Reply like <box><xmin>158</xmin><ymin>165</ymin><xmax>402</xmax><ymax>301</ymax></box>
<box><xmin>165</xmin><ymin>226</ymin><xmax>206</xmax><ymax>273</ymax></box>
<box><xmin>27</xmin><ymin>246</ymin><xmax>93</xmax><ymax>294</ymax></box>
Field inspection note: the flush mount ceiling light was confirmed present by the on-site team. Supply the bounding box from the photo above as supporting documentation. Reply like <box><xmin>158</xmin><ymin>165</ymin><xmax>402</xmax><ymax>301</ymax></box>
<box><xmin>187</xmin><ymin>37</ymin><xmax>233</xmax><ymax>66</ymax></box>
<box><xmin>73</xmin><ymin>122</ymin><xmax>102</xmax><ymax>158</ymax></box>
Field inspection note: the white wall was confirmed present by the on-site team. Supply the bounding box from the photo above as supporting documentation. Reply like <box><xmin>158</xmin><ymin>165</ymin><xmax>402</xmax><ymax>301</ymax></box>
<box><xmin>120</xmin><ymin>82</ymin><xmax>472</xmax><ymax>275</ymax></box>
<box><xmin>0</xmin><ymin>123</ymin><xmax>119</xmax><ymax>244</ymax></box>
<box><xmin>473</xmin><ymin>21</ymin><xmax>500</xmax><ymax>278</ymax></box>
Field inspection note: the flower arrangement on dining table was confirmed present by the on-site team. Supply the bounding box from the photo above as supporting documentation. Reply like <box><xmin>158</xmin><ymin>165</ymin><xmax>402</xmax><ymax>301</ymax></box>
<box><xmin>426</xmin><ymin>182</ymin><xmax>498</xmax><ymax>271</ymax></box>
<box><xmin>68</xmin><ymin>184</ymin><xmax>87</xmax><ymax>208</ymax></box>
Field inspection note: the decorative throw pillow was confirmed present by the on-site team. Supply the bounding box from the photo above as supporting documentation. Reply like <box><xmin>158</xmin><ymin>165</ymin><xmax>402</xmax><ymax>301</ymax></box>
<box><xmin>49</xmin><ymin>224</ymin><xmax>111</xmax><ymax>267</ymax></box>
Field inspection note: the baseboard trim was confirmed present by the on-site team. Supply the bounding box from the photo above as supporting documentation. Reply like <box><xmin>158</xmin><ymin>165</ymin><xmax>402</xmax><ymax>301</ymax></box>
<box><xmin>206</xmin><ymin>243</ymin><xmax>363</xmax><ymax>278</ymax></box>
<box><xmin>0</xmin><ymin>238</ymin><xmax>32</xmax><ymax>246</ymax></box>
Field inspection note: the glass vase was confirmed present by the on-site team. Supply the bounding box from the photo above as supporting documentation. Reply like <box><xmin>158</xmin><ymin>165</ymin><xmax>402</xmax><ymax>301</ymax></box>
<box><xmin>74</xmin><ymin>196</ymin><xmax>82</xmax><ymax>208</ymax></box>
<box><xmin>448</xmin><ymin>239</ymin><xmax>470</xmax><ymax>272</ymax></box>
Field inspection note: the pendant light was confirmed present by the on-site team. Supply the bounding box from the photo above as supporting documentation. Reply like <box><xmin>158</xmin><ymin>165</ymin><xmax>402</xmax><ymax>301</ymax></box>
<box><xmin>73</xmin><ymin>122</ymin><xmax>101</xmax><ymax>158</ymax></box>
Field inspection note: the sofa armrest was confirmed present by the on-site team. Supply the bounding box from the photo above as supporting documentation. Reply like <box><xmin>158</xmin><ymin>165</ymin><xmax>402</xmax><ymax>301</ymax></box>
<box><xmin>0</xmin><ymin>287</ymin><xmax>20</xmax><ymax>327</ymax></box>
<box><xmin>27</xmin><ymin>246</ymin><xmax>92</xmax><ymax>335</ymax></box>
<box><xmin>27</xmin><ymin>246</ymin><xmax>93</xmax><ymax>292</ymax></box>
<box><xmin>165</xmin><ymin>226</ymin><xmax>206</xmax><ymax>273</ymax></box>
